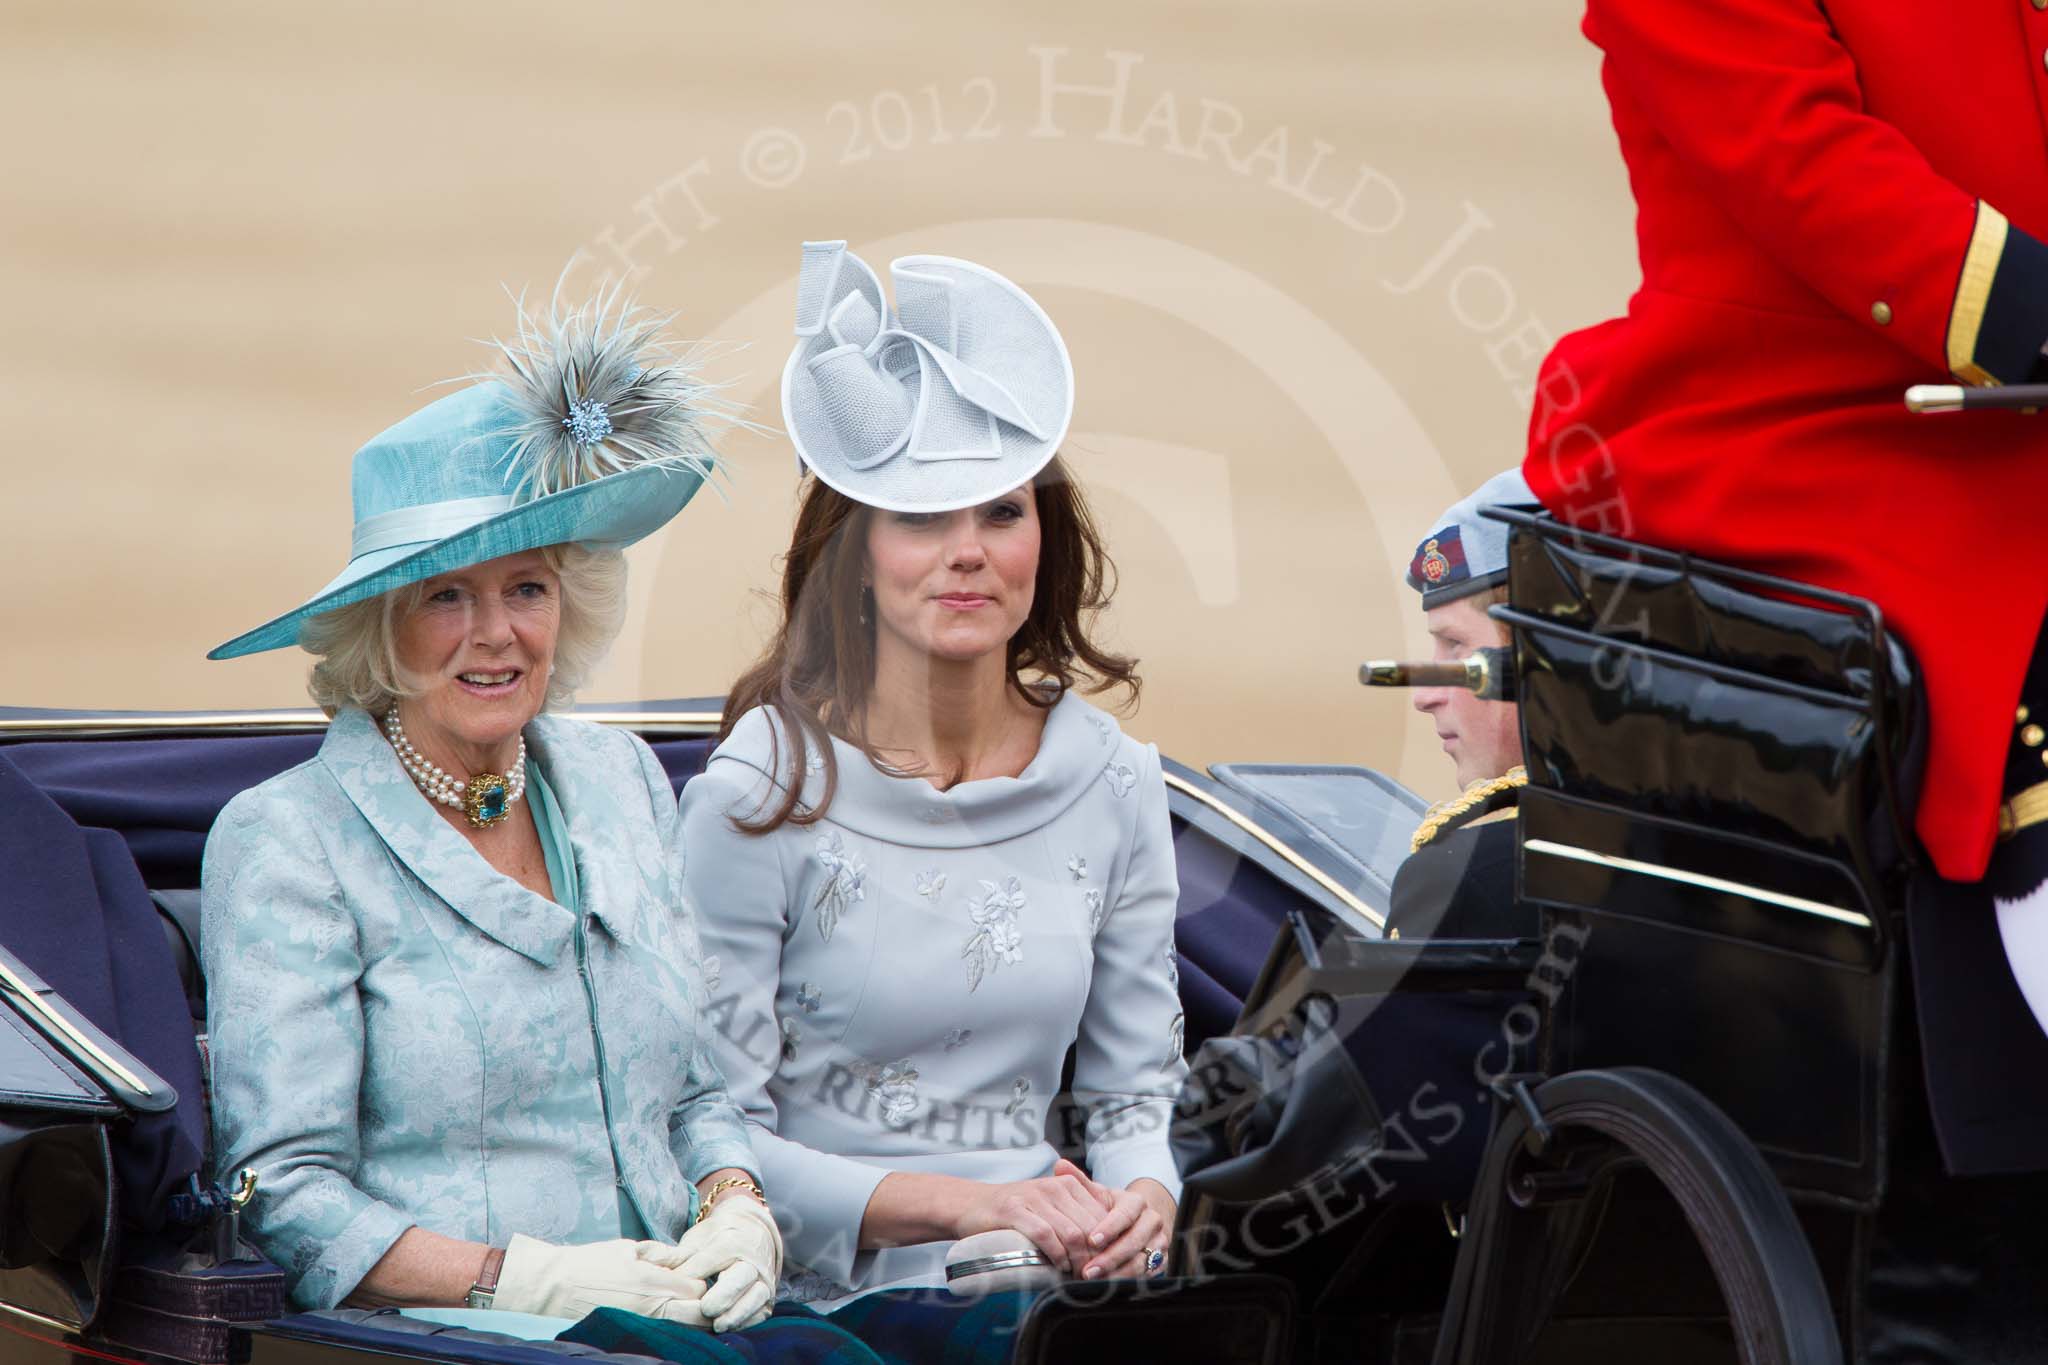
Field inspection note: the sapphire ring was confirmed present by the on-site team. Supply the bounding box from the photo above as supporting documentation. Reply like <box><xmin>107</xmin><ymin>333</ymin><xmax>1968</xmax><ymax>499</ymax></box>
<box><xmin>1142</xmin><ymin>1246</ymin><xmax>1165</xmax><ymax>1275</ymax></box>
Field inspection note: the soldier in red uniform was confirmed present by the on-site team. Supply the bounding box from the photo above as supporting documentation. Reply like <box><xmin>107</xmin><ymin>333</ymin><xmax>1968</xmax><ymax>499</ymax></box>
<box><xmin>1525</xmin><ymin>0</ymin><xmax>2048</xmax><ymax>1177</ymax></box>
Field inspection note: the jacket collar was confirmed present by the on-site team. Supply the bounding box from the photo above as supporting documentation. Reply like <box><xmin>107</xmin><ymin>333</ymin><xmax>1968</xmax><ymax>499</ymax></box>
<box><xmin>322</xmin><ymin>708</ymin><xmax>632</xmax><ymax>966</ymax></box>
<box><xmin>712</xmin><ymin>690</ymin><xmax>1123</xmax><ymax>847</ymax></box>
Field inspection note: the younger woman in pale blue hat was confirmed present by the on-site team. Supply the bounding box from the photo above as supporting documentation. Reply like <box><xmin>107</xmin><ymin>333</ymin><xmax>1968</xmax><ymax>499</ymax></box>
<box><xmin>201</xmin><ymin>287</ymin><xmax>785</xmax><ymax>1331</ymax></box>
<box><xmin>679</xmin><ymin>241</ymin><xmax>1186</xmax><ymax>1311</ymax></box>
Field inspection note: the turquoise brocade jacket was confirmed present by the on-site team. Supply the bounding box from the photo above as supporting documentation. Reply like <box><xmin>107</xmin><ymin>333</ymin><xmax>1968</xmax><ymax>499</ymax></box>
<box><xmin>201</xmin><ymin>708</ymin><xmax>757</xmax><ymax>1309</ymax></box>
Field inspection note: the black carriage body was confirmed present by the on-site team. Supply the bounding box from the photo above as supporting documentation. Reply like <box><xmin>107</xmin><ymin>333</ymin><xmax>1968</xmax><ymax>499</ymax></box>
<box><xmin>1457</xmin><ymin>513</ymin><xmax>2048</xmax><ymax>1365</ymax></box>
<box><xmin>1496</xmin><ymin>510</ymin><xmax>1923</xmax><ymax>1212</ymax></box>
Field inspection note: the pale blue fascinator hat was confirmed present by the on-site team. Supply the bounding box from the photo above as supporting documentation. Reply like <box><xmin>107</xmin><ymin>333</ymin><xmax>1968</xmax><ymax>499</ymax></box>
<box><xmin>209</xmin><ymin>288</ymin><xmax>742</xmax><ymax>660</ymax></box>
<box><xmin>780</xmin><ymin>240</ymin><xmax>1074</xmax><ymax>513</ymax></box>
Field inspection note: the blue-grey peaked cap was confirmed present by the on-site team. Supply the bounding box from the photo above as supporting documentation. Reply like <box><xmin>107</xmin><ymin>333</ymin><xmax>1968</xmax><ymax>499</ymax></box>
<box><xmin>1404</xmin><ymin>467</ymin><xmax>1540</xmax><ymax>609</ymax></box>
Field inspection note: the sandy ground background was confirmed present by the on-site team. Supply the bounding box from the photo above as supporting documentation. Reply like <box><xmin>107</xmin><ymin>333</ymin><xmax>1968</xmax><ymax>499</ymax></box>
<box><xmin>0</xmin><ymin>0</ymin><xmax>1636</xmax><ymax>803</ymax></box>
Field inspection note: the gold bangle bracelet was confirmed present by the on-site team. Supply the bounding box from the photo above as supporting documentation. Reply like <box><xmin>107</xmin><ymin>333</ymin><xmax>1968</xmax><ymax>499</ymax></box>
<box><xmin>696</xmin><ymin>1176</ymin><xmax>766</xmax><ymax>1223</ymax></box>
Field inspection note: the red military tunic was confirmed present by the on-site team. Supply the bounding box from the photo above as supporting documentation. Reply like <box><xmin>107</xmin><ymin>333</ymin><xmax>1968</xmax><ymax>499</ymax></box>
<box><xmin>1527</xmin><ymin>0</ymin><xmax>2048</xmax><ymax>881</ymax></box>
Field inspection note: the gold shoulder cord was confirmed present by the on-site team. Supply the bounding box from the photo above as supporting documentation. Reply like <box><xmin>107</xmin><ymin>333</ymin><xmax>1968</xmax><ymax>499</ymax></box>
<box><xmin>1411</xmin><ymin>766</ymin><xmax>1529</xmax><ymax>853</ymax></box>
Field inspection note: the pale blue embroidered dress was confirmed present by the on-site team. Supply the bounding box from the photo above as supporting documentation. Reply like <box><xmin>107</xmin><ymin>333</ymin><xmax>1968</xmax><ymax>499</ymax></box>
<box><xmin>202</xmin><ymin>709</ymin><xmax>758</xmax><ymax>1309</ymax></box>
<box><xmin>677</xmin><ymin>693</ymin><xmax>1188</xmax><ymax>1304</ymax></box>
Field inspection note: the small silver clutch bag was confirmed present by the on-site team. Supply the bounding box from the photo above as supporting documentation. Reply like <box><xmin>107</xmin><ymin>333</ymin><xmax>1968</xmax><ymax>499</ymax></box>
<box><xmin>943</xmin><ymin>1229</ymin><xmax>1061</xmax><ymax>1297</ymax></box>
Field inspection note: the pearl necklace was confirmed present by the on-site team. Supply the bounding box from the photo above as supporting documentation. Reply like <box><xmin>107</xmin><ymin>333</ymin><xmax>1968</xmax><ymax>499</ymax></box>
<box><xmin>382</xmin><ymin>709</ymin><xmax>526</xmax><ymax>827</ymax></box>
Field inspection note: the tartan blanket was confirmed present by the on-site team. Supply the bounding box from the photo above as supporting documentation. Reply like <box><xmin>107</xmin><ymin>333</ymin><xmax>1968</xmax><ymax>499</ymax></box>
<box><xmin>556</xmin><ymin>1289</ymin><xmax>1039</xmax><ymax>1365</ymax></box>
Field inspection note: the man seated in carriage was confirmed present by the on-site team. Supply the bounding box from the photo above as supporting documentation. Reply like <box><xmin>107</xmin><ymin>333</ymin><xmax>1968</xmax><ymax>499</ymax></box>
<box><xmin>1385</xmin><ymin>469</ymin><xmax>1541</xmax><ymax>942</ymax></box>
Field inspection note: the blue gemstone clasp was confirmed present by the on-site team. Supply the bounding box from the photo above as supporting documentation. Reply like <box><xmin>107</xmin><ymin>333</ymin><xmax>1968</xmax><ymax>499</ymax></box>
<box><xmin>465</xmin><ymin>774</ymin><xmax>511</xmax><ymax>828</ymax></box>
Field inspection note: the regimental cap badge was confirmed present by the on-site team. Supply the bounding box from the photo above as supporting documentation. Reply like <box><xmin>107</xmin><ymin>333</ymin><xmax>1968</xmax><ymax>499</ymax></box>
<box><xmin>1407</xmin><ymin>526</ymin><xmax>1469</xmax><ymax>595</ymax></box>
<box><xmin>1401</xmin><ymin>466</ymin><xmax>1537</xmax><ymax>609</ymax></box>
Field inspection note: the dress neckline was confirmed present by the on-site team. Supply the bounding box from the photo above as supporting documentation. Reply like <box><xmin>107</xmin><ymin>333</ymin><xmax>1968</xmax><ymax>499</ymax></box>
<box><xmin>710</xmin><ymin>691</ymin><xmax>1132</xmax><ymax>847</ymax></box>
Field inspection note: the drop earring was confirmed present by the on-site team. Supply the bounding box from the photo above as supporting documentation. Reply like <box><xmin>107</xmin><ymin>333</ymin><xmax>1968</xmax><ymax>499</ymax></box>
<box><xmin>858</xmin><ymin>582</ymin><xmax>872</xmax><ymax>626</ymax></box>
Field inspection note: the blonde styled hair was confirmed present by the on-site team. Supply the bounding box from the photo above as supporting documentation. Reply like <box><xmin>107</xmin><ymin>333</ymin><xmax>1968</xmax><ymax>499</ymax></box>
<box><xmin>302</xmin><ymin>544</ymin><xmax>628</xmax><ymax>717</ymax></box>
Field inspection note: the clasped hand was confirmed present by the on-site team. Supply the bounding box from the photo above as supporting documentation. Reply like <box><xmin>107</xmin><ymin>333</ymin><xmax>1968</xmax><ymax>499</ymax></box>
<box><xmin>956</xmin><ymin>1159</ymin><xmax>1173</xmax><ymax>1280</ymax></box>
<box><xmin>640</xmin><ymin>1194</ymin><xmax>783</xmax><ymax>1332</ymax></box>
<box><xmin>491</xmin><ymin>1234</ymin><xmax>710</xmax><ymax>1323</ymax></box>
<box><xmin>491</xmin><ymin>1195</ymin><xmax>783</xmax><ymax>1333</ymax></box>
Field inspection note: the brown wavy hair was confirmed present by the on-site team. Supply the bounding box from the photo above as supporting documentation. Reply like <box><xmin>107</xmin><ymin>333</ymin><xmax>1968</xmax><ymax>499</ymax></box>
<box><xmin>720</xmin><ymin>454</ymin><xmax>1138</xmax><ymax>832</ymax></box>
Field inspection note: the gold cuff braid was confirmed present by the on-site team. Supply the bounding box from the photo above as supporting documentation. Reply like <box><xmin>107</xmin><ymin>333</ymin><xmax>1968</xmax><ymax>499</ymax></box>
<box><xmin>1947</xmin><ymin>201</ymin><xmax>2009</xmax><ymax>386</ymax></box>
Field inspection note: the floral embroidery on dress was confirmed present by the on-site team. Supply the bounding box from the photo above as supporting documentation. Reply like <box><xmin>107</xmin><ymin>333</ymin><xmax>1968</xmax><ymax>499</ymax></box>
<box><xmin>812</xmin><ymin>831</ymin><xmax>867</xmax><ymax>942</ymax></box>
<box><xmin>857</xmin><ymin>1059</ymin><xmax>921</xmax><ymax>1128</ymax></box>
<box><xmin>944</xmin><ymin>1027</ymin><xmax>973</xmax><ymax>1051</ymax></box>
<box><xmin>1163</xmin><ymin>1012</ymin><xmax>1185</xmax><ymax>1071</ymax></box>
<box><xmin>963</xmin><ymin>877</ymin><xmax>1027</xmax><ymax>991</ymax></box>
<box><xmin>804</xmin><ymin>749</ymin><xmax>826</xmax><ymax>776</ymax></box>
<box><xmin>778</xmin><ymin>1265</ymin><xmax>845</xmax><ymax>1304</ymax></box>
<box><xmin>780</xmin><ymin>1016</ymin><xmax>802</xmax><ymax>1063</ymax></box>
<box><xmin>700</xmin><ymin>954</ymin><xmax>722</xmax><ymax>993</ymax></box>
<box><xmin>1084</xmin><ymin>888</ymin><xmax>1105</xmax><ymax>934</ymax></box>
<box><xmin>915</xmin><ymin>869</ymin><xmax>947</xmax><ymax>901</ymax></box>
<box><xmin>1104</xmin><ymin>762</ymin><xmax>1137</xmax><ymax>798</ymax></box>
<box><xmin>1163</xmin><ymin>945</ymin><xmax>1179</xmax><ymax>991</ymax></box>
<box><xmin>1089</xmin><ymin>713</ymin><xmax>1113</xmax><ymax>745</ymax></box>
<box><xmin>1005</xmin><ymin>1077</ymin><xmax>1031</xmax><ymax>1117</ymax></box>
<box><xmin>795</xmin><ymin>981</ymin><xmax>823</xmax><ymax>1013</ymax></box>
<box><xmin>1066</xmin><ymin>855</ymin><xmax>1087</xmax><ymax>881</ymax></box>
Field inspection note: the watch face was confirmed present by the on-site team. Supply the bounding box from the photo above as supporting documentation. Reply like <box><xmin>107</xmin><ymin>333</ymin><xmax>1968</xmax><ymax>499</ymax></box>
<box><xmin>465</xmin><ymin>1288</ymin><xmax>494</xmax><ymax>1310</ymax></box>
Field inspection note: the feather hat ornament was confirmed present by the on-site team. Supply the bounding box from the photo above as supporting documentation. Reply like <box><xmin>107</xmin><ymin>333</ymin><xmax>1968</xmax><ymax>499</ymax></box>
<box><xmin>209</xmin><ymin>276</ymin><xmax>752</xmax><ymax>660</ymax></box>
<box><xmin>478</xmin><ymin>277</ymin><xmax>751</xmax><ymax>502</ymax></box>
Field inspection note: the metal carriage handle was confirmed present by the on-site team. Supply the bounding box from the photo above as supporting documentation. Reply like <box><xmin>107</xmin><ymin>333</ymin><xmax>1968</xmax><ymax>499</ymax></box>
<box><xmin>1905</xmin><ymin>383</ymin><xmax>2048</xmax><ymax>412</ymax></box>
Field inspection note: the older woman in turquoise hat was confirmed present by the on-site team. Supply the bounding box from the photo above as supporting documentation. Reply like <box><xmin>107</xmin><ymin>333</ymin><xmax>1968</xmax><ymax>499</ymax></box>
<box><xmin>200</xmin><ymin>293</ymin><xmax>781</xmax><ymax>1331</ymax></box>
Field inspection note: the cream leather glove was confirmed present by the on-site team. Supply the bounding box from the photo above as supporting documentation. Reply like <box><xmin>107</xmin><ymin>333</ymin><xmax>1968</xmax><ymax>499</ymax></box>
<box><xmin>491</xmin><ymin>1235</ymin><xmax>711</xmax><ymax>1323</ymax></box>
<box><xmin>642</xmin><ymin>1197</ymin><xmax>783</xmax><ymax>1333</ymax></box>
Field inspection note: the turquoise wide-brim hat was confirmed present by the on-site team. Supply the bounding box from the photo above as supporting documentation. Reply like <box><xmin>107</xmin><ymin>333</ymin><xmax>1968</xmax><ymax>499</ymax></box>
<box><xmin>209</xmin><ymin>293</ymin><xmax>736</xmax><ymax>661</ymax></box>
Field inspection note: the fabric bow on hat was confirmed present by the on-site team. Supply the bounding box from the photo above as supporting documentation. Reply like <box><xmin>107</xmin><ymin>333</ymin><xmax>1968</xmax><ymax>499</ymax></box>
<box><xmin>781</xmin><ymin>241</ymin><xmax>1074</xmax><ymax>513</ymax></box>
